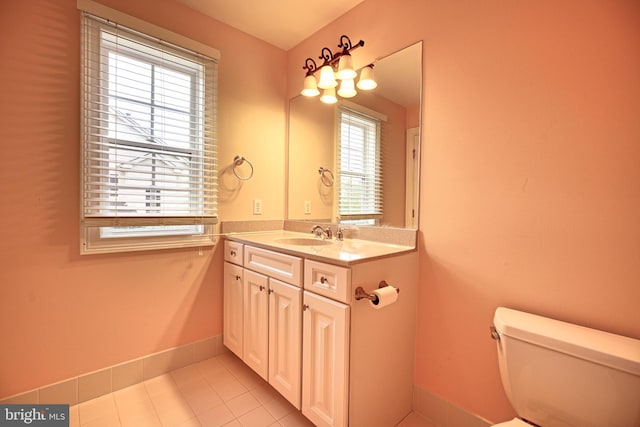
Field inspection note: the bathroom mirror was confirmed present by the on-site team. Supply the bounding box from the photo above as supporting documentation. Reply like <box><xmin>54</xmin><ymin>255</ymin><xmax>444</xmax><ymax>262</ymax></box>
<box><xmin>287</xmin><ymin>41</ymin><xmax>422</xmax><ymax>229</ymax></box>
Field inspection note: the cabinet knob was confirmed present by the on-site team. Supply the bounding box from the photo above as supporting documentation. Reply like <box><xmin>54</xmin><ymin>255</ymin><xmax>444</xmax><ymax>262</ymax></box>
<box><xmin>259</xmin><ymin>285</ymin><xmax>265</xmax><ymax>292</ymax></box>
<box><xmin>230</xmin><ymin>250</ymin><xmax>236</xmax><ymax>256</ymax></box>
<box><xmin>235</xmin><ymin>275</ymin><xmax>241</xmax><ymax>281</ymax></box>
<box><xmin>303</xmin><ymin>304</ymin><xmax>309</xmax><ymax>311</ymax></box>
<box><xmin>320</xmin><ymin>276</ymin><xmax>328</xmax><ymax>284</ymax></box>
<box><xmin>268</xmin><ymin>289</ymin><xmax>274</xmax><ymax>294</ymax></box>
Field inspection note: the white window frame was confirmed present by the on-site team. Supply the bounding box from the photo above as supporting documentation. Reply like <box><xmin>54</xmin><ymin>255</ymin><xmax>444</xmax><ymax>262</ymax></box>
<box><xmin>79</xmin><ymin>0</ymin><xmax>220</xmax><ymax>254</ymax></box>
<box><xmin>336</xmin><ymin>104</ymin><xmax>385</xmax><ymax>225</ymax></box>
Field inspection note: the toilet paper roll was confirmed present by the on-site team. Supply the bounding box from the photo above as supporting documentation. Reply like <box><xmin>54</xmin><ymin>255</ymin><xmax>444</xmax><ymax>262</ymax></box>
<box><xmin>370</xmin><ymin>285</ymin><xmax>398</xmax><ymax>309</ymax></box>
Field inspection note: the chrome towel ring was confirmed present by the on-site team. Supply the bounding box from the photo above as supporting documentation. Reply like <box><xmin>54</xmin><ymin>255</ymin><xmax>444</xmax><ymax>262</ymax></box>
<box><xmin>233</xmin><ymin>155</ymin><xmax>254</xmax><ymax>180</ymax></box>
<box><xmin>318</xmin><ymin>167</ymin><xmax>334</xmax><ymax>187</ymax></box>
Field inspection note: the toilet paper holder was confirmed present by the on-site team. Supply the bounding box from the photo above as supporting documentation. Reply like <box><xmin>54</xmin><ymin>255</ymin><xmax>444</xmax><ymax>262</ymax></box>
<box><xmin>355</xmin><ymin>280</ymin><xmax>400</xmax><ymax>302</ymax></box>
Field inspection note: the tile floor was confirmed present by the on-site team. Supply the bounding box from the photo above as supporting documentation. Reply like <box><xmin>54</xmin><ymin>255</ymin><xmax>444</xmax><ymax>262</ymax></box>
<box><xmin>68</xmin><ymin>352</ymin><xmax>433</xmax><ymax>427</ymax></box>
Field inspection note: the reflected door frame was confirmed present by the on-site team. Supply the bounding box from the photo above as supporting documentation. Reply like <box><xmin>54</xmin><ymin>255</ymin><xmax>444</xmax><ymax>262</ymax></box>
<box><xmin>405</xmin><ymin>127</ymin><xmax>420</xmax><ymax>228</ymax></box>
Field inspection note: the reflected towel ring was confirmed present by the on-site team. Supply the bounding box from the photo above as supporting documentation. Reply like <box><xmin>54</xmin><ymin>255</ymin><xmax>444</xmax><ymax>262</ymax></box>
<box><xmin>318</xmin><ymin>167</ymin><xmax>334</xmax><ymax>187</ymax></box>
<box><xmin>233</xmin><ymin>155</ymin><xmax>254</xmax><ymax>180</ymax></box>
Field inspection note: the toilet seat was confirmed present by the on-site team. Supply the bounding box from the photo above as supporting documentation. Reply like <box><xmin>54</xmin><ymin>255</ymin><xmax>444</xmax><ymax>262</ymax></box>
<box><xmin>491</xmin><ymin>418</ymin><xmax>531</xmax><ymax>427</ymax></box>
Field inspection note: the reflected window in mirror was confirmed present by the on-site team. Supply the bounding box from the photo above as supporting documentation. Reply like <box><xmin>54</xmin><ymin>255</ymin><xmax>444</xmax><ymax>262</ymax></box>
<box><xmin>337</xmin><ymin>107</ymin><xmax>383</xmax><ymax>225</ymax></box>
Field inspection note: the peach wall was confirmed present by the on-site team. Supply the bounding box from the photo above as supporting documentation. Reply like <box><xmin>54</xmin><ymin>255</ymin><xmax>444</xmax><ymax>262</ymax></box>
<box><xmin>287</xmin><ymin>0</ymin><xmax>640</xmax><ymax>422</ymax></box>
<box><xmin>0</xmin><ymin>0</ymin><xmax>286</xmax><ymax>398</ymax></box>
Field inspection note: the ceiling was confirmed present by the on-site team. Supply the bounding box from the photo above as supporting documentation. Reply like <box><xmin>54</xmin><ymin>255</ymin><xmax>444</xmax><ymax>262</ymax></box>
<box><xmin>177</xmin><ymin>0</ymin><xmax>421</xmax><ymax>107</ymax></box>
<box><xmin>176</xmin><ymin>0</ymin><xmax>367</xmax><ymax>50</ymax></box>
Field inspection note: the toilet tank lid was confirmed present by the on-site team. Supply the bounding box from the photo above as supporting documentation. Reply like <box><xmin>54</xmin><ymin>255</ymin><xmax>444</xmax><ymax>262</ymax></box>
<box><xmin>494</xmin><ymin>307</ymin><xmax>640</xmax><ymax>376</ymax></box>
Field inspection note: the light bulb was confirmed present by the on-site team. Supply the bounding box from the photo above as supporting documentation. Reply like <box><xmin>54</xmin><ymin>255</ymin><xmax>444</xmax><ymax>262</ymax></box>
<box><xmin>357</xmin><ymin>65</ymin><xmax>377</xmax><ymax>90</ymax></box>
<box><xmin>337</xmin><ymin>78</ymin><xmax>357</xmax><ymax>98</ymax></box>
<box><xmin>320</xmin><ymin>87</ymin><xmax>338</xmax><ymax>104</ymax></box>
<box><xmin>317</xmin><ymin>65</ymin><xmax>337</xmax><ymax>89</ymax></box>
<box><xmin>336</xmin><ymin>54</ymin><xmax>357</xmax><ymax>80</ymax></box>
<box><xmin>301</xmin><ymin>75</ymin><xmax>320</xmax><ymax>97</ymax></box>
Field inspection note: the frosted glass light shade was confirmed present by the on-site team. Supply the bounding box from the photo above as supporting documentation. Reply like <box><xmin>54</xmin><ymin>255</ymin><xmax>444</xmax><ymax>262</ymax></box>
<box><xmin>357</xmin><ymin>65</ymin><xmax>377</xmax><ymax>90</ymax></box>
<box><xmin>317</xmin><ymin>65</ymin><xmax>337</xmax><ymax>89</ymax></box>
<box><xmin>336</xmin><ymin>54</ymin><xmax>357</xmax><ymax>80</ymax></box>
<box><xmin>337</xmin><ymin>78</ymin><xmax>357</xmax><ymax>98</ymax></box>
<box><xmin>301</xmin><ymin>75</ymin><xmax>320</xmax><ymax>97</ymax></box>
<box><xmin>320</xmin><ymin>87</ymin><xmax>338</xmax><ymax>104</ymax></box>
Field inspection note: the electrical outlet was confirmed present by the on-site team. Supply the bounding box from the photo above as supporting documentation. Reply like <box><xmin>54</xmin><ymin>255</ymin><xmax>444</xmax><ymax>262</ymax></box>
<box><xmin>304</xmin><ymin>201</ymin><xmax>312</xmax><ymax>215</ymax></box>
<box><xmin>253</xmin><ymin>199</ymin><xmax>262</xmax><ymax>215</ymax></box>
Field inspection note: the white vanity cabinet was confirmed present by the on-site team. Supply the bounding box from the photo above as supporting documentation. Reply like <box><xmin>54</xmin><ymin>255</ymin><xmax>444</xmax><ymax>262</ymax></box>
<box><xmin>222</xmin><ymin>241</ymin><xmax>303</xmax><ymax>408</ymax></box>
<box><xmin>224</xmin><ymin>236</ymin><xmax>417</xmax><ymax>427</ymax></box>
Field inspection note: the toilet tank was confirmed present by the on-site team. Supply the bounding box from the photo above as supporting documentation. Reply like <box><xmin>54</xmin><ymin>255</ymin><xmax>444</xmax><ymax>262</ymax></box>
<box><xmin>493</xmin><ymin>307</ymin><xmax>640</xmax><ymax>427</ymax></box>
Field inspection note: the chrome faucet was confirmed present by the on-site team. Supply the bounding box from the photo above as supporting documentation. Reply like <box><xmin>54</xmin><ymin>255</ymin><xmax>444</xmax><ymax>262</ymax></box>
<box><xmin>311</xmin><ymin>225</ymin><xmax>332</xmax><ymax>240</ymax></box>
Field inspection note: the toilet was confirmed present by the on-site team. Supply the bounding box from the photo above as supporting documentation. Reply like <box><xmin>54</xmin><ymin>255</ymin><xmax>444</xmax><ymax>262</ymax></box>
<box><xmin>490</xmin><ymin>307</ymin><xmax>640</xmax><ymax>427</ymax></box>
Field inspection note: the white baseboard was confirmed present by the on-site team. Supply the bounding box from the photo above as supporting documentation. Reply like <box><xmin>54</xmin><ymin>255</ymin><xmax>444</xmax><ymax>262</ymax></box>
<box><xmin>413</xmin><ymin>385</ymin><xmax>493</xmax><ymax>427</ymax></box>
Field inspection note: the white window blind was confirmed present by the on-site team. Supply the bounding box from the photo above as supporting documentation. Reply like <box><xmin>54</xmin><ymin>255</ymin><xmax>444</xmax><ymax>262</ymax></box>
<box><xmin>80</xmin><ymin>12</ymin><xmax>218</xmax><ymax>254</ymax></box>
<box><xmin>337</xmin><ymin>107</ymin><xmax>383</xmax><ymax>223</ymax></box>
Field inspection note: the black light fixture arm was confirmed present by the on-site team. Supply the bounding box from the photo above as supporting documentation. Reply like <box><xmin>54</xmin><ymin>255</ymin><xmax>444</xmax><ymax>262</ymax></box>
<box><xmin>338</xmin><ymin>35</ymin><xmax>364</xmax><ymax>54</ymax></box>
<box><xmin>303</xmin><ymin>34</ymin><xmax>365</xmax><ymax>76</ymax></box>
<box><xmin>319</xmin><ymin>47</ymin><xmax>335</xmax><ymax>65</ymax></box>
<box><xmin>303</xmin><ymin>57</ymin><xmax>318</xmax><ymax>76</ymax></box>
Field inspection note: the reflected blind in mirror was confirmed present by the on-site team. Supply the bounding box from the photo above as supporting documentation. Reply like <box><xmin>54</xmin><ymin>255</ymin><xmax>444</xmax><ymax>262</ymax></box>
<box><xmin>337</xmin><ymin>107</ymin><xmax>383</xmax><ymax>223</ymax></box>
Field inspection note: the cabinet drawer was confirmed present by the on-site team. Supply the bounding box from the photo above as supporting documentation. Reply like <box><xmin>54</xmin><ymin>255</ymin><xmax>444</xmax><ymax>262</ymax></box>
<box><xmin>304</xmin><ymin>259</ymin><xmax>351</xmax><ymax>304</ymax></box>
<box><xmin>224</xmin><ymin>240</ymin><xmax>244</xmax><ymax>265</ymax></box>
<box><xmin>244</xmin><ymin>245</ymin><xmax>302</xmax><ymax>287</ymax></box>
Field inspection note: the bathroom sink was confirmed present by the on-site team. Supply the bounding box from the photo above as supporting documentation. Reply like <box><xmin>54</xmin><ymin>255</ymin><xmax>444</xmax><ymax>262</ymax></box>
<box><xmin>275</xmin><ymin>237</ymin><xmax>333</xmax><ymax>246</ymax></box>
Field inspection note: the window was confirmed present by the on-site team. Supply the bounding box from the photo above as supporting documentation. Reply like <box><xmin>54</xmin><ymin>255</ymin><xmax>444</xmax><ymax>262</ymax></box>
<box><xmin>337</xmin><ymin>107</ymin><xmax>383</xmax><ymax>225</ymax></box>
<box><xmin>80</xmin><ymin>11</ymin><xmax>218</xmax><ymax>254</ymax></box>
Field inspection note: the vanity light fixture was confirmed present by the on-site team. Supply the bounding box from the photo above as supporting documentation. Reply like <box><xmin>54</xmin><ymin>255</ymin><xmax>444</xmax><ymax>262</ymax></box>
<box><xmin>301</xmin><ymin>35</ymin><xmax>377</xmax><ymax>104</ymax></box>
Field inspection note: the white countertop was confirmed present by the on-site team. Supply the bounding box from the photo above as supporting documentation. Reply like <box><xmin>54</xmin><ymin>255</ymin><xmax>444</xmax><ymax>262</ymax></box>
<box><xmin>224</xmin><ymin>230</ymin><xmax>415</xmax><ymax>266</ymax></box>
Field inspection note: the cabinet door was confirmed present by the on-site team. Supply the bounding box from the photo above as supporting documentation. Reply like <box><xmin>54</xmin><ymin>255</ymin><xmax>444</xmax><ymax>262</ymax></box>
<box><xmin>243</xmin><ymin>269</ymin><xmax>269</xmax><ymax>380</ymax></box>
<box><xmin>223</xmin><ymin>262</ymin><xmax>243</xmax><ymax>358</ymax></box>
<box><xmin>268</xmin><ymin>279</ymin><xmax>302</xmax><ymax>409</ymax></box>
<box><xmin>302</xmin><ymin>291</ymin><xmax>350</xmax><ymax>427</ymax></box>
